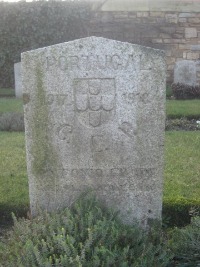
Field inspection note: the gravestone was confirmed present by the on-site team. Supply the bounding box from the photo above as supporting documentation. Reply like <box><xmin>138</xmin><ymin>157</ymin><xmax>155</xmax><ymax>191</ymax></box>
<box><xmin>174</xmin><ymin>60</ymin><xmax>200</xmax><ymax>86</ymax></box>
<box><xmin>14</xmin><ymin>62</ymin><xmax>22</xmax><ymax>98</ymax></box>
<box><xmin>22</xmin><ymin>37</ymin><xmax>166</xmax><ymax>227</ymax></box>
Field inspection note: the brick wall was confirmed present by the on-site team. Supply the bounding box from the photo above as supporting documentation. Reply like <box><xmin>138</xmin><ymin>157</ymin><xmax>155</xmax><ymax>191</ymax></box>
<box><xmin>89</xmin><ymin>10</ymin><xmax>200</xmax><ymax>83</ymax></box>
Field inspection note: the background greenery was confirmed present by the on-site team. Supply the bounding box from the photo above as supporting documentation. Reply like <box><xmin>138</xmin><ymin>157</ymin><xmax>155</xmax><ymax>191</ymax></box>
<box><xmin>0</xmin><ymin>88</ymin><xmax>14</xmax><ymax>97</ymax></box>
<box><xmin>164</xmin><ymin>131</ymin><xmax>200</xmax><ymax>200</ymax></box>
<box><xmin>0</xmin><ymin>132</ymin><xmax>28</xmax><ymax>222</ymax></box>
<box><xmin>166</xmin><ymin>99</ymin><xmax>200</xmax><ymax>119</ymax></box>
<box><xmin>0</xmin><ymin>99</ymin><xmax>23</xmax><ymax>113</ymax></box>
<box><xmin>0</xmin><ymin>1</ymin><xmax>90</xmax><ymax>88</ymax></box>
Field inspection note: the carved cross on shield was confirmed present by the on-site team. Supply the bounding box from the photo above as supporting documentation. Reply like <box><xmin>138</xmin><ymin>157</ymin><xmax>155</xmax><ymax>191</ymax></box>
<box><xmin>74</xmin><ymin>78</ymin><xmax>116</xmax><ymax>127</ymax></box>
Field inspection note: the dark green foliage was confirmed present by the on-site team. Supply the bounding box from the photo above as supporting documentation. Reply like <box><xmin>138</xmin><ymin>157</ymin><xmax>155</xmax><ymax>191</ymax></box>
<box><xmin>163</xmin><ymin>198</ymin><xmax>200</xmax><ymax>227</ymax></box>
<box><xmin>166</xmin><ymin>85</ymin><xmax>173</xmax><ymax>99</ymax></box>
<box><xmin>0</xmin><ymin>112</ymin><xmax>24</xmax><ymax>131</ymax></box>
<box><xmin>0</xmin><ymin>193</ymin><xmax>173</xmax><ymax>267</ymax></box>
<box><xmin>0</xmin><ymin>88</ymin><xmax>15</xmax><ymax>97</ymax></box>
<box><xmin>169</xmin><ymin>216</ymin><xmax>200</xmax><ymax>266</ymax></box>
<box><xmin>0</xmin><ymin>1</ymin><xmax>91</xmax><ymax>88</ymax></box>
<box><xmin>165</xmin><ymin>118</ymin><xmax>200</xmax><ymax>131</ymax></box>
<box><xmin>172</xmin><ymin>83</ymin><xmax>200</xmax><ymax>100</ymax></box>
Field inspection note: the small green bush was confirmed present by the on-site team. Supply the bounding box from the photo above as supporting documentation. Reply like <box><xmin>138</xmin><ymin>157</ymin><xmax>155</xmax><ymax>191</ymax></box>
<box><xmin>165</xmin><ymin>118</ymin><xmax>200</xmax><ymax>131</ymax></box>
<box><xmin>163</xmin><ymin>198</ymin><xmax>200</xmax><ymax>227</ymax></box>
<box><xmin>166</xmin><ymin>85</ymin><xmax>173</xmax><ymax>99</ymax></box>
<box><xmin>0</xmin><ymin>193</ymin><xmax>173</xmax><ymax>267</ymax></box>
<box><xmin>172</xmin><ymin>83</ymin><xmax>200</xmax><ymax>100</ymax></box>
<box><xmin>0</xmin><ymin>112</ymin><xmax>24</xmax><ymax>131</ymax></box>
<box><xmin>169</xmin><ymin>216</ymin><xmax>200</xmax><ymax>266</ymax></box>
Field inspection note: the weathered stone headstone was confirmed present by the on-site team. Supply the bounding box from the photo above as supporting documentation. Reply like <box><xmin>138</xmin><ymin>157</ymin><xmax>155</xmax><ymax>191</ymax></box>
<box><xmin>174</xmin><ymin>60</ymin><xmax>200</xmax><ymax>86</ymax></box>
<box><xmin>22</xmin><ymin>37</ymin><xmax>166</xmax><ymax>227</ymax></box>
<box><xmin>14</xmin><ymin>62</ymin><xmax>22</xmax><ymax>98</ymax></box>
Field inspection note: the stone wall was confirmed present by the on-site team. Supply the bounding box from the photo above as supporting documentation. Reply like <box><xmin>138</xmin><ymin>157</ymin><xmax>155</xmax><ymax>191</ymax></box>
<box><xmin>89</xmin><ymin>4</ymin><xmax>200</xmax><ymax>83</ymax></box>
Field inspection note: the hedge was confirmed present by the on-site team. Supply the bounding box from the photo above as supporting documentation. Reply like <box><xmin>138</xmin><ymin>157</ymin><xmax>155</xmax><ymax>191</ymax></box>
<box><xmin>0</xmin><ymin>1</ymin><xmax>91</xmax><ymax>88</ymax></box>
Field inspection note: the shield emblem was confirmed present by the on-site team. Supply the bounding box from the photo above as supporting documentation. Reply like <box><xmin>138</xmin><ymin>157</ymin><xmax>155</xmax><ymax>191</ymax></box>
<box><xmin>74</xmin><ymin>78</ymin><xmax>116</xmax><ymax>127</ymax></box>
<box><xmin>76</xmin><ymin>94</ymin><xmax>88</xmax><ymax>111</ymax></box>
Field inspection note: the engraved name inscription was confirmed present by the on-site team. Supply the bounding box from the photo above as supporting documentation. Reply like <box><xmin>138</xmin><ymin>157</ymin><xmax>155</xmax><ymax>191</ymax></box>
<box><xmin>46</xmin><ymin>54</ymin><xmax>140</xmax><ymax>71</ymax></box>
<box><xmin>62</xmin><ymin>167</ymin><xmax>156</xmax><ymax>180</ymax></box>
<box><xmin>122</xmin><ymin>91</ymin><xmax>151</xmax><ymax>105</ymax></box>
<box><xmin>33</xmin><ymin>94</ymin><xmax>71</xmax><ymax>107</ymax></box>
<box><xmin>46</xmin><ymin>94</ymin><xmax>71</xmax><ymax>106</ymax></box>
<box><xmin>61</xmin><ymin>167</ymin><xmax>158</xmax><ymax>191</ymax></box>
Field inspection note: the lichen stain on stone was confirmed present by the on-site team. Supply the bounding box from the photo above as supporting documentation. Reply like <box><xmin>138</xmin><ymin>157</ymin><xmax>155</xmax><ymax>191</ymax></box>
<box><xmin>31</xmin><ymin>64</ymin><xmax>59</xmax><ymax>191</ymax></box>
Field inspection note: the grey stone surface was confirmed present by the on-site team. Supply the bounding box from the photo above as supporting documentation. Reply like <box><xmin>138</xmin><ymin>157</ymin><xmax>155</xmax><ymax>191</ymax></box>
<box><xmin>190</xmin><ymin>45</ymin><xmax>200</xmax><ymax>51</ymax></box>
<box><xmin>22</xmin><ymin>36</ymin><xmax>166</xmax><ymax>227</ymax></box>
<box><xmin>14</xmin><ymin>62</ymin><xmax>22</xmax><ymax>98</ymax></box>
<box><xmin>174</xmin><ymin>60</ymin><xmax>199</xmax><ymax>86</ymax></box>
<box><xmin>185</xmin><ymin>28</ymin><xmax>197</xmax><ymax>39</ymax></box>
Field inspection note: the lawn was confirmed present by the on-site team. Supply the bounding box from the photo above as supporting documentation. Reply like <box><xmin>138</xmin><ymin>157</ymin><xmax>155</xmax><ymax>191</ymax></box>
<box><xmin>0</xmin><ymin>98</ymin><xmax>200</xmax><ymax>119</ymax></box>
<box><xmin>166</xmin><ymin>99</ymin><xmax>200</xmax><ymax>119</ymax></box>
<box><xmin>0</xmin><ymin>98</ymin><xmax>23</xmax><ymax>114</ymax></box>
<box><xmin>0</xmin><ymin>132</ymin><xmax>28</xmax><ymax>221</ymax></box>
<box><xmin>164</xmin><ymin>131</ymin><xmax>200</xmax><ymax>201</ymax></box>
<box><xmin>0</xmin><ymin>131</ymin><xmax>199</xmax><ymax>223</ymax></box>
<box><xmin>0</xmin><ymin>88</ymin><xmax>15</xmax><ymax>97</ymax></box>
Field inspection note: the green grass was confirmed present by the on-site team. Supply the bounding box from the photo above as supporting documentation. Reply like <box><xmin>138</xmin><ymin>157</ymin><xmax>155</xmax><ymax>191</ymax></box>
<box><xmin>1</xmin><ymin>98</ymin><xmax>200</xmax><ymax>120</ymax></box>
<box><xmin>164</xmin><ymin>131</ymin><xmax>200</xmax><ymax>201</ymax></box>
<box><xmin>0</xmin><ymin>88</ymin><xmax>15</xmax><ymax>97</ymax></box>
<box><xmin>0</xmin><ymin>98</ymin><xmax>23</xmax><ymax>113</ymax></box>
<box><xmin>0</xmin><ymin>131</ymin><xmax>199</xmax><ymax>223</ymax></box>
<box><xmin>166</xmin><ymin>99</ymin><xmax>200</xmax><ymax>119</ymax></box>
<box><xmin>0</xmin><ymin>132</ymin><xmax>28</xmax><ymax>221</ymax></box>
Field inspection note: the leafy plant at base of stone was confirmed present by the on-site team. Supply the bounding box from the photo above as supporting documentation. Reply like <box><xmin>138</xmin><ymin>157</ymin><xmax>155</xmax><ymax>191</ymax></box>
<box><xmin>0</xmin><ymin>193</ymin><xmax>173</xmax><ymax>267</ymax></box>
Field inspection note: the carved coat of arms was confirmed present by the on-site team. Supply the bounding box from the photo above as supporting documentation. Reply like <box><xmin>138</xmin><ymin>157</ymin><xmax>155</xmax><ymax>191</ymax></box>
<box><xmin>74</xmin><ymin>78</ymin><xmax>116</xmax><ymax>127</ymax></box>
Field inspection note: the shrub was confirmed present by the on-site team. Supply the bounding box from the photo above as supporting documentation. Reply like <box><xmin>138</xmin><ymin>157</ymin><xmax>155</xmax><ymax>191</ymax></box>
<box><xmin>0</xmin><ymin>193</ymin><xmax>173</xmax><ymax>267</ymax></box>
<box><xmin>163</xmin><ymin>198</ymin><xmax>200</xmax><ymax>227</ymax></box>
<box><xmin>172</xmin><ymin>83</ymin><xmax>200</xmax><ymax>100</ymax></box>
<box><xmin>165</xmin><ymin>118</ymin><xmax>200</xmax><ymax>131</ymax></box>
<box><xmin>169</xmin><ymin>216</ymin><xmax>200</xmax><ymax>266</ymax></box>
<box><xmin>0</xmin><ymin>1</ymin><xmax>91</xmax><ymax>88</ymax></box>
<box><xmin>166</xmin><ymin>85</ymin><xmax>173</xmax><ymax>99</ymax></box>
<box><xmin>0</xmin><ymin>112</ymin><xmax>24</xmax><ymax>131</ymax></box>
